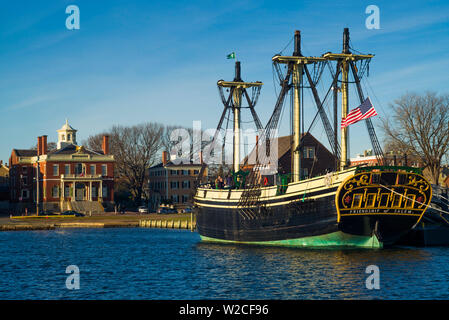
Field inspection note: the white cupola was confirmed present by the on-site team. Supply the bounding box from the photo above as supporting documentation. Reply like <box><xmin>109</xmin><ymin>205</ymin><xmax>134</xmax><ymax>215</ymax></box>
<box><xmin>57</xmin><ymin>119</ymin><xmax>78</xmax><ymax>149</ymax></box>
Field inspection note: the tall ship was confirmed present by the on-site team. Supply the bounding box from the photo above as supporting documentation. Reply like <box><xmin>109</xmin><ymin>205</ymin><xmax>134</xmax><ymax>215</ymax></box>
<box><xmin>193</xmin><ymin>29</ymin><xmax>432</xmax><ymax>248</ymax></box>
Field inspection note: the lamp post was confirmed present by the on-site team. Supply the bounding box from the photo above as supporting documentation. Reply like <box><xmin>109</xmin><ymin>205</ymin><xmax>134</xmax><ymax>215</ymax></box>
<box><xmin>36</xmin><ymin>156</ymin><xmax>39</xmax><ymax>215</ymax></box>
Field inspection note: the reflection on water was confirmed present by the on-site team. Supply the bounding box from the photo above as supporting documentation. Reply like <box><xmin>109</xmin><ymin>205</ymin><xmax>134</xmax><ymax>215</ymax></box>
<box><xmin>0</xmin><ymin>228</ymin><xmax>448</xmax><ymax>299</ymax></box>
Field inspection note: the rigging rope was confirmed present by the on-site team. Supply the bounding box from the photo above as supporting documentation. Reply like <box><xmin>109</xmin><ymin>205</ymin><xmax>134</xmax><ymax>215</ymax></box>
<box><xmin>379</xmin><ymin>184</ymin><xmax>449</xmax><ymax>216</ymax></box>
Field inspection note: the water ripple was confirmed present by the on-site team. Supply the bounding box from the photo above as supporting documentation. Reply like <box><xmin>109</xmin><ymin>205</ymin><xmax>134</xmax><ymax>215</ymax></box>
<box><xmin>0</xmin><ymin>228</ymin><xmax>448</xmax><ymax>299</ymax></box>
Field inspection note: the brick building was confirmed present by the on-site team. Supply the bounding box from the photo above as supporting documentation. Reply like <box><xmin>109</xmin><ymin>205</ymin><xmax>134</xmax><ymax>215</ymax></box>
<box><xmin>0</xmin><ymin>161</ymin><xmax>9</xmax><ymax>213</ymax></box>
<box><xmin>148</xmin><ymin>151</ymin><xmax>207</xmax><ymax>211</ymax></box>
<box><xmin>9</xmin><ymin>120</ymin><xmax>115</xmax><ymax>214</ymax></box>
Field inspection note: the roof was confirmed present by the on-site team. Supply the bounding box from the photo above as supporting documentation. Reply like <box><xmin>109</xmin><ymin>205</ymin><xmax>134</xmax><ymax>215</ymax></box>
<box><xmin>13</xmin><ymin>149</ymin><xmax>37</xmax><ymax>157</ymax></box>
<box><xmin>244</xmin><ymin>132</ymin><xmax>327</xmax><ymax>164</ymax></box>
<box><xmin>12</xmin><ymin>145</ymin><xmax>104</xmax><ymax>158</ymax></box>
<box><xmin>57</xmin><ymin>119</ymin><xmax>77</xmax><ymax>132</ymax></box>
<box><xmin>148</xmin><ymin>161</ymin><xmax>203</xmax><ymax>170</ymax></box>
<box><xmin>47</xmin><ymin>144</ymin><xmax>103</xmax><ymax>156</ymax></box>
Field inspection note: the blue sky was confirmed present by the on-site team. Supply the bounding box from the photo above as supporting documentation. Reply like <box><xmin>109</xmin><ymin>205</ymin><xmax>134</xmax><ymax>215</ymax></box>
<box><xmin>1</xmin><ymin>0</ymin><xmax>449</xmax><ymax>163</ymax></box>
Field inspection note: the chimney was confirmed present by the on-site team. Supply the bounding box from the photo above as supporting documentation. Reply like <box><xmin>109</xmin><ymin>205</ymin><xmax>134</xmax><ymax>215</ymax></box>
<box><xmin>41</xmin><ymin>135</ymin><xmax>48</xmax><ymax>155</ymax></box>
<box><xmin>199</xmin><ymin>151</ymin><xmax>203</xmax><ymax>165</ymax></box>
<box><xmin>102</xmin><ymin>135</ymin><xmax>110</xmax><ymax>155</ymax></box>
<box><xmin>162</xmin><ymin>151</ymin><xmax>168</xmax><ymax>166</ymax></box>
<box><xmin>37</xmin><ymin>136</ymin><xmax>42</xmax><ymax>156</ymax></box>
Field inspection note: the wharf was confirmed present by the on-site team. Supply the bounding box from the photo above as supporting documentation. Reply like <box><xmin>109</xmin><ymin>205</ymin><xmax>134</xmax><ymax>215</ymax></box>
<box><xmin>0</xmin><ymin>213</ymin><xmax>194</xmax><ymax>231</ymax></box>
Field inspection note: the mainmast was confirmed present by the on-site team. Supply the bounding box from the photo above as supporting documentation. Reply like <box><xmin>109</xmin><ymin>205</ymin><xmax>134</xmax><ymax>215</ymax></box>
<box><xmin>272</xmin><ymin>31</ymin><xmax>326</xmax><ymax>182</ymax></box>
<box><xmin>292</xmin><ymin>31</ymin><xmax>302</xmax><ymax>183</ymax></box>
<box><xmin>323</xmin><ymin>28</ymin><xmax>374</xmax><ymax>169</ymax></box>
<box><xmin>341</xmin><ymin>28</ymin><xmax>350</xmax><ymax>170</ymax></box>
<box><xmin>217</xmin><ymin>62</ymin><xmax>263</xmax><ymax>173</ymax></box>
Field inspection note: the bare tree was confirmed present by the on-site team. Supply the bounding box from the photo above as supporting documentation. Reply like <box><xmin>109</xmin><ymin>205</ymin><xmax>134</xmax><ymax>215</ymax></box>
<box><xmin>381</xmin><ymin>92</ymin><xmax>449</xmax><ymax>184</ymax></box>
<box><xmin>84</xmin><ymin>122</ymin><xmax>164</xmax><ymax>204</ymax></box>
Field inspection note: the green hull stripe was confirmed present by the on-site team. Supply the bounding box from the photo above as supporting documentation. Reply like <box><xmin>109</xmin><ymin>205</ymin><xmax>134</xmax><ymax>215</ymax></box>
<box><xmin>200</xmin><ymin>231</ymin><xmax>382</xmax><ymax>249</ymax></box>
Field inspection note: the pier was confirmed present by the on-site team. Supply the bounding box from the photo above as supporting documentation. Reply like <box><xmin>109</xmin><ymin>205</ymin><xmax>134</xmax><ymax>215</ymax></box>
<box><xmin>0</xmin><ymin>213</ymin><xmax>195</xmax><ymax>231</ymax></box>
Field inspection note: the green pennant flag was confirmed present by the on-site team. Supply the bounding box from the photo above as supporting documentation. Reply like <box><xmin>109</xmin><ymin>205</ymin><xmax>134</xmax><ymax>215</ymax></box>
<box><xmin>226</xmin><ymin>52</ymin><xmax>236</xmax><ymax>59</ymax></box>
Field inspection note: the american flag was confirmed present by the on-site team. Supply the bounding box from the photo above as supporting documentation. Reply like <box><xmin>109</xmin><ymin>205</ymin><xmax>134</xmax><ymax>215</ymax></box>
<box><xmin>341</xmin><ymin>97</ymin><xmax>378</xmax><ymax>129</ymax></box>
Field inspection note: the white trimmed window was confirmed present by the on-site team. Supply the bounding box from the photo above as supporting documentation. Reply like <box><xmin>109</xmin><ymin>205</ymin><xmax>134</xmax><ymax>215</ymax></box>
<box><xmin>53</xmin><ymin>165</ymin><xmax>59</xmax><ymax>176</ymax></box>
<box><xmin>90</xmin><ymin>165</ymin><xmax>95</xmax><ymax>175</ymax></box>
<box><xmin>101</xmin><ymin>165</ymin><xmax>107</xmax><ymax>176</ymax></box>
<box><xmin>303</xmin><ymin>147</ymin><xmax>315</xmax><ymax>159</ymax></box>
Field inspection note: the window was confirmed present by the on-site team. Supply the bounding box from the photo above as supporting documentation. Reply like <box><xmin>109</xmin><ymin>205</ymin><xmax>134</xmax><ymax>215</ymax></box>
<box><xmin>172</xmin><ymin>194</ymin><xmax>179</xmax><ymax>203</ymax></box>
<box><xmin>52</xmin><ymin>186</ymin><xmax>59</xmax><ymax>198</ymax></box>
<box><xmin>397</xmin><ymin>174</ymin><xmax>406</xmax><ymax>185</ymax></box>
<box><xmin>65</xmin><ymin>164</ymin><xmax>70</xmax><ymax>175</ymax></box>
<box><xmin>405</xmin><ymin>194</ymin><xmax>416</xmax><ymax>208</ymax></box>
<box><xmin>182</xmin><ymin>170</ymin><xmax>189</xmax><ymax>175</ymax></box>
<box><xmin>352</xmin><ymin>194</ymin><xmax>363</xmax><ymax>208</ymax></box>
<box><xmin>392</xmin><ymin>194</ymin><xmax>402</xmax><ymax>207</ymax></box>
<box><xmin>300</xmin><ymin>168</ymin><xmax>309</xmax><ymax>180</ymax></box>
<box><xmin>90</xmin><ymin>165</ymin><xmax>95</xmax><ymax>175</ymax></box>
<box><xmin>75</xmin><ymin>163</ymin><xmax>83</xmax><ymax>175</ymax></box>
<box><xmin>53</xmin><ymin>165</ymin><xmax>59</xmax><ymax>176</ymax></box>
<box><xmin>92</xmin><ymin>186</ymin><xmax>97</xmax><ymax>198</ymax></box>
<box><xmin>303</xmin><ymin>146</ymin><xmax>315</xmax><ymax>159</ymax></box>
<box><xmin>64</xmin><ymin>186</ymin><xmax>70</xmax><ymax>197</ymax></box>
<box><xmin>21</xmin><ymin>176</ymin><xmax>28</xmax><ymax>185</ymax></box>
<box><xmin>182</xmin><ymin>195</ymin><xmax>189</xmax><ymax>203</ymax></box>
<box><xmin>67</xmin><ymin>134</ymin><xmax>71</xmax><ymax>141</ymax></box>
<box><xmin>171</xmin><ymin>181</ymin><xmax>179</xmax><ymax>189</ymax></box>
<box><xmin>194</xmin><ymin>170</ymin><xmax>199</xmax><ymax>175</ymax></box>
<box><xmin>101</xmin><ymin>165</ymin><xmax>107</xmax><ymax>176</ymax></box>
<box><xmin>379</xmin><ymin>193</ymin><xmax>389</xmax><ymax>207</ymax></box>
<box><xmin>102</xmin><ymin>186</ymin><xmax>108</xmax><ymax>198</ymax></box>
<box><xmin>182</xmin><ymin>180</ymin><xmax>190</xmax><ymax>189</ymax></box>
<box><xmin>21</xmin><ymin>189</ymin><xmax>29</xmax><ymax>199</ymax></box>
<box><xmin>371</xmin><ymin>173</ymin><xmax>380</xmax><ymax>184</ymax></box>
<box><xmin>366</xmin><ymin>194</ymin><xmax>377</xmax><ymax>208</ymax></box>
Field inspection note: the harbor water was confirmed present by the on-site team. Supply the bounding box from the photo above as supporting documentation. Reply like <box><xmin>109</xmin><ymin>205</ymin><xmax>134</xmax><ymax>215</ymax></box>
<box><xmin>0</xmin><ymin>228</ymin><xmax>449</xmax><ymax>299</ymax></box>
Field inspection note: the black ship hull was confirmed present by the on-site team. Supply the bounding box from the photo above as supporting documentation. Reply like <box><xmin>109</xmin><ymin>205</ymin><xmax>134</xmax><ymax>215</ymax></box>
<box><xmin>194</xmin><ymin>167</ymin><xmax>432</xmax><ymax>248</ymax></box>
